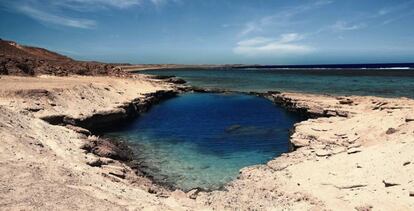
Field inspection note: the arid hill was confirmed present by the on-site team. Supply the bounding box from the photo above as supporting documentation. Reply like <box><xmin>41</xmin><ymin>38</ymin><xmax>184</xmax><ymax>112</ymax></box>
<box><xmin>0</xmin><ymin>39</ymin><xmax>127</xmax><ymax>76</ymax></box>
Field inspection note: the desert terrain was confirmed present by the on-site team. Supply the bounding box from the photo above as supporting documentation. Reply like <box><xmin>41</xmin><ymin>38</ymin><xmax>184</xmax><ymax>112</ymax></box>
<box><xmin>1</xmin><ymin>39</ymin><xmax>414</xmax><ymax>210</ymax></box>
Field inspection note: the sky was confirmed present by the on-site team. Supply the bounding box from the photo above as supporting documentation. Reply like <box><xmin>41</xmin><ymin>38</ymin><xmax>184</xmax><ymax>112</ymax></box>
<box><xmin>0</xmin><ymin>0</ymin><xmax>414</xmax><ymax>64</ymax></box>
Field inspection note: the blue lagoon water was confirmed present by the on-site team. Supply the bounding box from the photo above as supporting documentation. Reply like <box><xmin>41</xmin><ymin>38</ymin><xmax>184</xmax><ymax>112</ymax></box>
<box><xmin>106</xmin><ymin>93</ymin><xmax>303</xmax><ymax>190</ymax></box>
<box><xmin>141</xmin><ymin>68</ymin><xmax>414</xmax><ymax>98</ymax></box>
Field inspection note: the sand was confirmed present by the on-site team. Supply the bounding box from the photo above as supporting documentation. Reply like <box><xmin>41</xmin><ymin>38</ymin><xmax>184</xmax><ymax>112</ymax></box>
<box><xmin>0</xmin><ymin>75</ymin><xmax>200</xmax><ymax>210</ymax></box>
<box><xmin>1</xmin><ymin>75</ymin><xmax>414</xmax><ymax>210</ymax></box>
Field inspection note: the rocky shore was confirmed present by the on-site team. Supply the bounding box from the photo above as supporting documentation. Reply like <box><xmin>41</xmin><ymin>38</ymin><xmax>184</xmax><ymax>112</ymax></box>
<box><xmin>0</xmin><ymin>75</ymin><xmax>195</xmax><ymax>210</ymax></box>
<box><xmin>0</xmin><ymin>39</ymin><xmax>128</xmax><ymax>76</ymax></box>
<box><xmin>194</xmin><ymin>92</ymin><xmax>414</xmax><ymax>210</ymax></box>
<box><xmin>1</xmin><ymin>73</ymin><xmax>413</xmax><ymax>210</ymax></box>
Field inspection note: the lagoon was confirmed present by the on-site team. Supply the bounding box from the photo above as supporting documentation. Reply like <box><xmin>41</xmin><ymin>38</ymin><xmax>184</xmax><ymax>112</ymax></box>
<box><xmin>106</xmin><ymin>93</ymin><xmax>304</xmax><ymax>191</ymax></box>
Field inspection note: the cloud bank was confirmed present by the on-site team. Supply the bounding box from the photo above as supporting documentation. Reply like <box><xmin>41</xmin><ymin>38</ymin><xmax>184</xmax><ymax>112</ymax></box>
<box><xmin>233</xmin><ymin>33</ymin><xmax>313</xmax><ymax>57</ymax></box>
<box><xmin>1</xmin><ymin>0</ymin><xmax>174</xmax><ymax>29</ymax></box>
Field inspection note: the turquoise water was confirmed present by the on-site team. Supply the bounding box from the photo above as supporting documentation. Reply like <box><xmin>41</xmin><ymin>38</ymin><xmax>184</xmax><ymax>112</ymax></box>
<box><xmin>106</xmin><ymin>93</ymin><xmax>303</xmax><ymax>191</ymax></box>
<box><xmin>141</xmin><ymin>68</ymin><xmax>414</xmax><ymax>98</ymax></box>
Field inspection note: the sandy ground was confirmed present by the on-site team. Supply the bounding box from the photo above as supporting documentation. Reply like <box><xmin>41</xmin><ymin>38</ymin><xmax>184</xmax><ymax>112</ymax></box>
<box><xmin>1</xmin><ymin>75</ymin><xmax>414</xmax><ymax>210</ymax></box>
<box><xmin>0</xmin><ymin>75</ymin><xmax>202</xmax><ymax>210</ymax></box>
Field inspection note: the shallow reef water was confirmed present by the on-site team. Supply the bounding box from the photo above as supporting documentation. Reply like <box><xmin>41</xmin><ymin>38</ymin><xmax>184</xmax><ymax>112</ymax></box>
<box><xmin>141</xmin><ymin>68</ymin><xmax>414</xmax><ymax>98</ymax></box>
<box><xmin>106</xmin><ymin>93</ymin><xmax>304</xmax><ymax>191</ymax></box>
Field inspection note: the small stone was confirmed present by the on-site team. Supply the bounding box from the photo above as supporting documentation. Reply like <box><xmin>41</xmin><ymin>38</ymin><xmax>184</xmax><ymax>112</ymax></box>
<box><xmin>148</xmin><ymin>187</ymin><xmax>158</xmax><ymax>194</ymax></box>
<box><xmin>386</xmin><ymin>128</ymin><xmax>397</xmax><ymax>135</ymax></box>
<box><xmin>347</xmin><ymin>148</ymin><xmax>361</xmax><ymax>154</ymax></box>
<box><xmin>383</xmin><ymin>180</ymin><xmax>400</xmax><ymax>187</ymax></box>
<box><xmin>403</xmin><ymin>161</ymin><xmax>411</xmax><ymax>166</ymax></box>
<box><xmin>315</xmin><ymin>149</ymin><xmax>331</xmax><ymax>157</ymax></box>
<box><xmin>355</xmin><ymin>204</ymin><xmax>373</xmax><ymax>211</ymax></box>
<box><xmin>86</xmin><ymin>158</ymin><xmax>104</xmax><ymax>167</ymax></box>
<box><xmin>186</xmin><ymin>188</ymin><xmax>201</xmax><ymax>199</ymax></box>
<box><xmin>409</xmin><ymin>191</ymin><xmax>414</xmax><ymax>197</ymax></box>
<box><xmin>338</xmin><ymin>99</ymin><xmax>353</xmax><ymax>105</ymax></box>
<box><xmin>108</xmin><ymin>169</ymin><xmax>126</xmax><ymax>179</ymax></box>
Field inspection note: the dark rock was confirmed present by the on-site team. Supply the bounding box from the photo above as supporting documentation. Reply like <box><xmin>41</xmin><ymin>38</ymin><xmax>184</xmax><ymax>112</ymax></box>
<box><xmin>86</xmin><ymin>158</ymin><xmax>104</xmax><ymax>167</ymax></box>
<box><xmin>81</xmin><ymin>138</ymin><xmax>133</xmax><ymax>162</ymax></box>
<box><xmin>405</xmin><ymin>117</ymin><xmax>414</xmax><ymax>122</ymax></box>
<box><xmin>148</xmin><ymin>75</ymin><xmax>175</xmax><ymax>80</ymax></box>
<box><xmin>386</xmin><ymin>128</ymin><xmax>397</xmax><ymax>135</ymax></box>
<box><xmin>186</xmin><ymin>188</ymin><xmax>202</xmax><ymax>199</ymax></box>
<box><xmin>26</xmin><ymin>107</ymin><xmax>43</xmax><ymax>112</ymax></box>
<box><xmin>338</xmin><ymin>98</ymin><xmax>353</xmax><ymax>105</ymax></box>
<box><xmin>383</xmin><ymin>180</ymin><xmax>400</xmax><ymax>187</ymax></box>
<box><xmin>267</xmin><ymin>91</ymin><xmax>281</xmax><ymax>95</ymax></box>
<box><xmin>355</xmin><ymin>205</ymin><xmax>373</xmax><ymax>211</ymax></box>
<box><xmin>166</xmin><ymin>77</ymin><xmax>186</xmax><ymax>84</ymax></box>
<box><xmin>108</xmin><ymin>169</ymin><xmax>126</xmax><ymax>179</ymax></box>
<box><xmin>148</xmin><ymin>187</ymin><xmax>158</xmax><ymax>194</ymax></box>
<box><xmin>40</xmin><ymin>114</ymin><xmax>65</xmax><ymax>125</ymax></box>
<box><xmin>347</xmin><ymin>148</ymin><xmax>361</xmax><ymax>154</ymax></box>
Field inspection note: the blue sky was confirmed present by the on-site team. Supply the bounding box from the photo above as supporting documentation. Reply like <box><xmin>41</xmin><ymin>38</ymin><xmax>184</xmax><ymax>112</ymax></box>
<box><xmin>1</xmin><ymin>0</ymin><xmax>414</xmax><ymax>64</ymax></box>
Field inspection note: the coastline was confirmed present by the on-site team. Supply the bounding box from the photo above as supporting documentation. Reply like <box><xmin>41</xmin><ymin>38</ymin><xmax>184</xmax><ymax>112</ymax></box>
<box><xmin>1</xmin><ymin>74</ymin><xmax>414</xmax><ymax>210</ymax></box>
<box><xmin>0</xmin><ymin>75</ymin><xmax>189</xmax><ymax>210</ymax></box>
<box><xmin>196</xmin><ymin>92</ymin><xmax>414</xmax><ymax>210</ymax></box>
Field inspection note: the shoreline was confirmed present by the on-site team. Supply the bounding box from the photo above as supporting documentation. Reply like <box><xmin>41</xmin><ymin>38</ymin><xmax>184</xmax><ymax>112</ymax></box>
<box><xmin>1</xmin><ymin>74</ymin><xmax>414</xmax><ymax>210</ymax></box>
<box><xmin>195</xmin><ymin>91</ymin><xmax>414</xmax><ymax>210</ymax></box>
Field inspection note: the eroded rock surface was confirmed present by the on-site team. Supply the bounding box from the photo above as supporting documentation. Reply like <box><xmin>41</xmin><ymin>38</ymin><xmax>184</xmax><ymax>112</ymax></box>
<box><xmin>1</xmin><ymin>75</ymin><xmax>414</xmax><ymax>210</ymax></box>
<box><xmin>195</xmin><ymin>92</ymin><xmax>414</xmax><ymax>210</ymax></box>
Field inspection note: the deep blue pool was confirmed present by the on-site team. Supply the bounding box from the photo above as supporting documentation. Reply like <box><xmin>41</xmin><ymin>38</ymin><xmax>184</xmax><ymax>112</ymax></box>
<box><xmin>106</xmin><ymin>93</ymin><xmax>304</xmax><ymax>191</ymax></box>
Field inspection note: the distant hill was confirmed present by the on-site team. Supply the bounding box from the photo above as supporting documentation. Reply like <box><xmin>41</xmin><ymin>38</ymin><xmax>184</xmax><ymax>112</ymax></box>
<box><xmin>0</xmin><ymin>38</ymin><xmax>127</xmax><ymax>76</ymax></box>
<box><xmin>0</xmin><ymin>39</ymin><xmax>72</xmax><ymax>62</ymax></box>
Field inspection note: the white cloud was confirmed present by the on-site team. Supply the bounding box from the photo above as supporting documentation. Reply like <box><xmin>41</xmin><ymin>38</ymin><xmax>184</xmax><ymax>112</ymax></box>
<box><xmin>233</xmin><ymin>33</ymin><xmax>313</xmax><ymax>57</ymax></box>
<box><xmin>279</xmin><ymin>33</ymin><xmax>303</xmax><ymax>43</ymax></box>
<box><xmin>150</xmin><ymin>0</ymin><xmax>167</xmax><ymax>7</ymax></box>
<box><xmin>238</xmin><ymin>0</ymin><xmax>333</xmax><ymax>36</ymax></box>
<box><xmin>17</xmin><ymin>5</ymin><xmax>96</xmax><ymax>29</ymax></box>
<box><xmin>1</xmin><ymin>0</ymin><xmax>177</xmax><ymax>29</ymax></box>
<box><xmin>331</xmin><ymin>21</ymin><xmax>365</xmax><ymax>31</ymax></box>
<box><xmin>63</xmin><ymin>0</ymin><xmax>143</xmax><ymax>9</ymax></box>
<box><xmin>376</xmin><ymin>1</ymin><xmax>414</xmax><ymax>17</ymax></box>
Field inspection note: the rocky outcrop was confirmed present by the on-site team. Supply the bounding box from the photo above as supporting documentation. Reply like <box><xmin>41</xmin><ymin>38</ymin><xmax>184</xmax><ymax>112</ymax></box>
<box><xmin>264</xmin><ymin>91</ymin><xmax>350</xmax><ymax>118</ymax></box>
<box><xmin>0</xmin><ymin>38</ymin><xmax>129</xmax><ymax>76</ymax></box>
<box><xmin>41</xmin><ymin>90</ymin><xmax>177</xmax><ymax>131</ymax></box>
<box><xmin>40</xmin><ymin>90</ymin><xmax>177</xmax><ymax>132</ymax></box>
<box><xmin>81</xmin><ymin>136</ymin><xmax>133</xmax><ymax>161</ymax></box>
<box><xmin>196</xmin><ymin>92</ymin><xmax>414</xmax><ymax>210</ymax></box>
